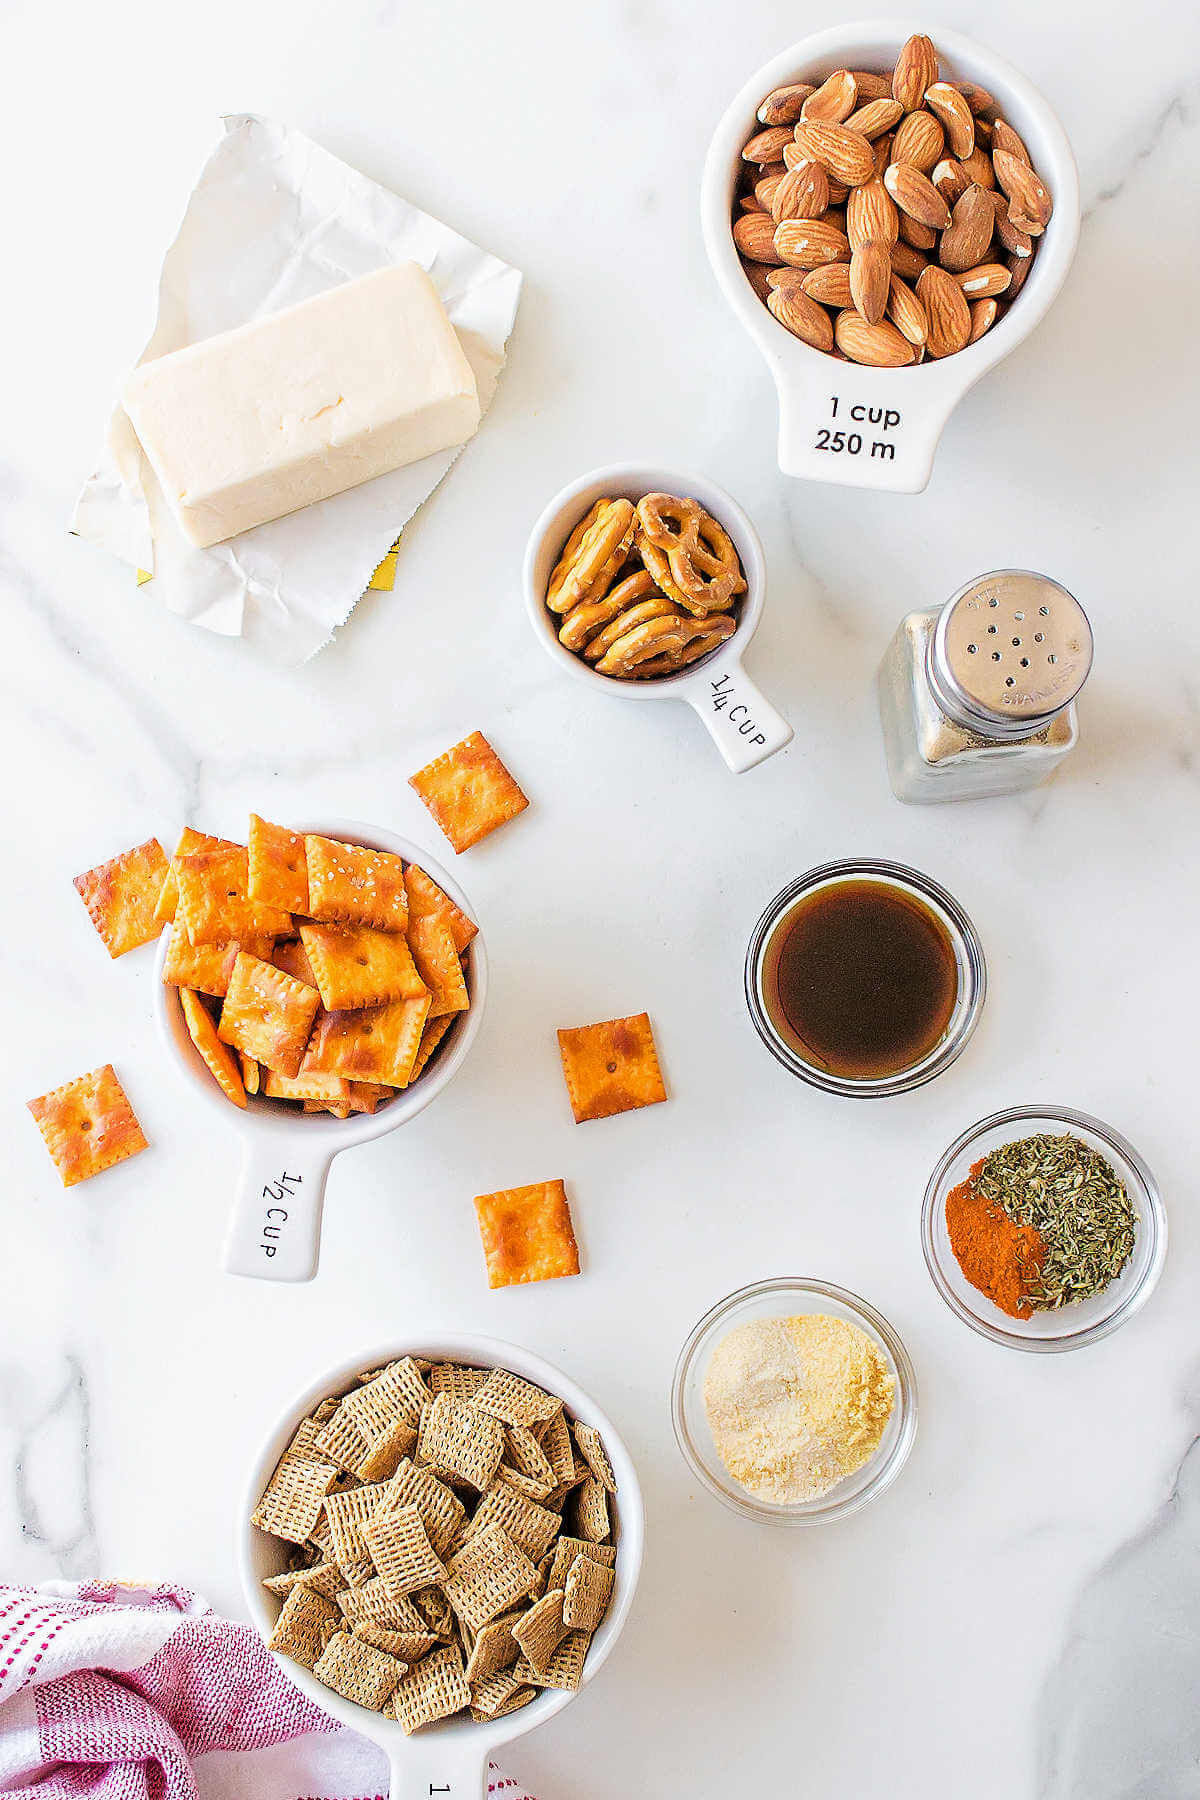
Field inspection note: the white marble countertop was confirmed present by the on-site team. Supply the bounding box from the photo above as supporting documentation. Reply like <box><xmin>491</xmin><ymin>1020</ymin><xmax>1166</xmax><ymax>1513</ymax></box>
<box><xmin>3</xmin><ymin>0</ymin><xmax>1199</xmax><ymax>1794</ymax></box>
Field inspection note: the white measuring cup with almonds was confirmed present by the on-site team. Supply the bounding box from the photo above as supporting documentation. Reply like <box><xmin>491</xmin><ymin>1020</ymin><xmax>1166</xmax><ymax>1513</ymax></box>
<box><xmin>240</xmin><ymin>1334</ymin><xmax>644</xmax><ymax>1799</ymax></box>
<box><xmin>154</xmin><ymin>818</ymin><xmax>486</xmax><ymax>1283</ymax></box>
<box><xmin>524</xmin><ymin>463</ymin><xmax>792</xmax><ymax>773</ymax></box>
<box><xmin>701</xmin><ymin>22</ymin><xmax>1080</xmax><ymax>492</ymax></box>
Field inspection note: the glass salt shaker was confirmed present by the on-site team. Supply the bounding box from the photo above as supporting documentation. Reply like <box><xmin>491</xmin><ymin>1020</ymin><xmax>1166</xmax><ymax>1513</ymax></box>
<box><xmin>877</xmin><ymin>570</ymin><xmax>1094</xmax><ymax>804</ymax></box>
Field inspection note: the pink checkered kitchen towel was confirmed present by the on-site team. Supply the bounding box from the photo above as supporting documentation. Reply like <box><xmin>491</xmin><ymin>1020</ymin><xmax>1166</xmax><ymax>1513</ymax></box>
<box><xmin>0</xmin><ymin>1584</ymin><xmax>536</xmax><ymax>1799</ymax></box>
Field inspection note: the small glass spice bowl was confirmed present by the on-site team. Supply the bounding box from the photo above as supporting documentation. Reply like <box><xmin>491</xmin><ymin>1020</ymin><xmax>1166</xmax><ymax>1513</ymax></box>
<box><xmin>922</xmin><ymin>1104</ymin><xmax>1167</xmax><ymax>1353</ymax></box>
<box><xmin>744</xmin><ymin>858</ymin><xmax>987</xmax><ymax>1097</ymax></box>
<box><xmin>672</xmin><ymin>1277</ymin><xmax>918</xmax><ymax>1526</ymax></box>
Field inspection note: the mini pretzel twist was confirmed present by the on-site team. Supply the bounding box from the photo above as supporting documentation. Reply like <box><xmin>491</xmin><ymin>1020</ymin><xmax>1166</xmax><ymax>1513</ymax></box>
<box><xmin>594</xmin><ymin>610</ymin><xmax>736</xmax><ymax>679</ymax></box>
<box><xmin>634</xmin><ymin>494</ymin><xmax>748</xmax><ymax>616</ymax></box>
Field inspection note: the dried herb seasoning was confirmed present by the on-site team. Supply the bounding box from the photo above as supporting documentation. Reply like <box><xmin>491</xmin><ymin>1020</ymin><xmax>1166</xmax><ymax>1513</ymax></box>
<box><xmin>974</xmin><ymin>1132</ymin><xmax>1137</xmax><ymax>1310</ymax></box>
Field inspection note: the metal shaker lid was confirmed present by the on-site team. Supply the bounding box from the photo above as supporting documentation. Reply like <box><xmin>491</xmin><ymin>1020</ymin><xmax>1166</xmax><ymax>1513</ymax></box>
<box><xmin>932</xmin><ymin>571</ymin><xmax>1093</xmax><ymax>729</ymax></box>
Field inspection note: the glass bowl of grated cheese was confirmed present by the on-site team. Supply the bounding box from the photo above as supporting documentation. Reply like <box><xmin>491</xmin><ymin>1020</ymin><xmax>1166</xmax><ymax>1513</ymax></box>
<box><xmin>671</xmin><ymin>1277</ymin><xmax>917</xmax><ymax>1525</ymax></box>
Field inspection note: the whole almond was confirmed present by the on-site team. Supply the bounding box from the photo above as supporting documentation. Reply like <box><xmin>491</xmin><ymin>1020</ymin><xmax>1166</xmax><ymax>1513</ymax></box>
<box><xmin>898</xmin><ymin>213</ymin><xmax>939</xmax><ymax>250</ymax></box>
<box><xmin>733</xmin><ymin>210</ymin><xmax>783</xmax><ymax>263</ymax></box>
<box><xmin>884</xmin><ymin>162</ymin><xmax>951</xmax><ymax>230</ymax></box>
<box><xmin>801</xmin><ymin>70</ymin><xmax>858</xmax><ymax>124</ymax></box>
<box><xmin>1006</xmin><ymin>251</ymin><xmax>1032</xmax><ymax>298</ymax></box>
<box><xmin>989</xmin><ymin>189</ymin><xmax>1033</xmax><ymax>258</ymax></box>
<box><xmin>955</xmin><ymin>262</ymin><xmax>1012</xmax><ymax>298</ymax></box>
<box><xmin>792</xmin><ymin>120</ymin><xmax>876</xmax><ymax>188</ymax></box>
<box><xmin>916</xmin><ymin>264</ymin><xmax>971</xmax><ymax>356</ymax></box>
<box><xmin>757</xmin><ymin>82</ymin><xmax>816</xmax><ymax>127</ymax></box>
<box><xmin>801</xmin><ymin>262</ymin><xmax>854</xmax><ymax>308</ymax></box>
<box><xmin>772</xmin><ymin>159</ymin><xmax>830</xmax><ymax>223</ymax></box>
<box><xmin>968</xmin><ymin>297</ymin><xmax>998</xmax><ymax>342</ymax></box>
<box><xmin>959</xmin><ymin>144</ymin><xmax>996</xmax><ymax>190</ymax></box>
<box><xmin>887</xmin><ymin>273</ymin><xmax>928</xmax><ymax>345</ymax></box>
<box><xmin>740</xmin><ymin>257</ymin><xmax>774</xmax><ymax>303</ymax></box>
<box><xmin>892</xmin><ymin>34</ymin><xmax>939</xmax><ymax>112</ymax></box>
<box><xmin>889</xmin><ymin>239</ymin><xmax>929</xmax><ymax>281</ymax></box>
<box><xmin>849</xmin><ymin>239</ymin><xmax>891</xmax><ymax>324</ymax></box>
<box><xmin>835</xmin><ymin>309</ymin><xmax>917</xmax><ymax>367</ymax></box>
<box><xmin>849</xmin><ymin>69</ymin><xmax>893</xmax><ymax>101</ymax></box>
<box><xmin>743</xmin><ymin>126</ymin><xmax>795</xmax><ymax>165</ymax></box>
<box><xmin>939</xmin><ymin>184</ymin><xmax>995</xmax><ymax>272</ymax></box>
<box><xmin>924</xmin><ymin>82</ymin><xmax>975</xmax><ymax>159</ymax></box>
<box><xmin>846</xmin><ymin>97</ymin><xmax>904</xmax><ymax>139</ymax></box>
<box><xmin>953</xmin><ymin>80</ymin><xmax>998</xmax><ymax>118</ymax></box>
<box><xmin>774</xmin><ymin>216</ymin><xmax>851</xmax><ymax>269</ymax></box>
<box><xmin>932</xmin><ymin>158</ymin><xmax>970</xmax><ymax>205</ymax></box>
<box><xmin>991</xmin><ymin>119</ymin><xmax>1031</xmax><ymax>165</ymax></box>
<box><xmin>993</xmin><ymin>149</ymin><xmax>1053</xmax><ymax>233</ymax></box>
<box><xmin>847</xmin><ymin>177</ymin><xmax>900</xmax><ymax>248</ymax></box>
<box><xmin>755</xmin><ymin>169</ymin><xmax>787</xmax><ymax>211</ymax></box>
<box><xmin>767</xmin><ymin>283</ymin><xmax>836</xmax><ymax>351</ymax></box>
<box><xmin>891</xmin><ymin>110</ymin><xmax>945</xmax><ymax>172</ymax></box>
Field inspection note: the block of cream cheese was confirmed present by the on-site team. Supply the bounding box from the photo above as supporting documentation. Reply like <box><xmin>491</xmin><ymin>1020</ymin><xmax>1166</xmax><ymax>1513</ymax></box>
<box><xmin>121</xmin><ymin>264</ymin><xmax>481</xmax><ymax>548</ymax></box>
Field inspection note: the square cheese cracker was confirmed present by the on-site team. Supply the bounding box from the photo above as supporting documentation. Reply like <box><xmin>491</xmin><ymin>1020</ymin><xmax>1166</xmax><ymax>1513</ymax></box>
<box><xmin>305</xmin><ymin>834</ymin><xmax>409</xmax><ymax>932</ymax></box>
<box><xmin>180</xmin><ymin>988</ymin><xmax>247</xmax><ymax>1109</ymax></box>
<box><xmin>302</xmin><ymin>995</ymin><xmax>430</xmax><ymax>1087</ymax></box>
<box><xmin>175</xmin><ymin>843</ymin><xmax>293</xmax><ymax>946</ymax></box>
<box><xmin>217</xmin><ymin>951</ymin><xmax>320</xmax><ymax>1078</ymax></box>
<box><xmin>248</xmin><ymin>814</ymin><xmax>310</xmax><ymax>914</ymax></box>
<box><xmin>408</xmin><ymin>731</ymin><xmax>529</xmax><ymax>853</ymax></box>
<box><xmin>73</xmin><ymin>837</ymin><xmax>169</xmax><ymax>957</ymax></box>
<box><xmin>299</xmin><ymin>922</ymin><xmax>426</xmax><ymax>1011</ymax></box>
<box><xmin>27</xmin><ymin>1064</ymin><xmax>147</xmax><ymax>1187</ymax></box>
<box><xmin>556</xmin><ymin>1012</ymin><xmax>666</xmax><ymax>1123</ymax></box>
<box><xmin>404</xmin><ymin>864</ymin><xmax>477</xmax><ymax>951</ymax></box>
<box><xmin>473</xmin><ymin>1181</ymin><xmax>581</xmax><ymax>1288</ymax></box>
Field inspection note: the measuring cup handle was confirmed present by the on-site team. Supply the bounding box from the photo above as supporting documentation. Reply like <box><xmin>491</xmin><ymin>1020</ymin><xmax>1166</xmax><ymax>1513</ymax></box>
<box><xmin>223</xmin><ymin>1139</ymin><xmax>335</xmax><ymax>1282</ymax></box>
<box><xmin>678</xmin><ymin>654</ymin><xmax>793</xmax><ymax>773</ymax></box>
<box><xmin>387</xmin><ymin>1742</ymin><xmax>488</xmax><ymax>1798</ymax></box>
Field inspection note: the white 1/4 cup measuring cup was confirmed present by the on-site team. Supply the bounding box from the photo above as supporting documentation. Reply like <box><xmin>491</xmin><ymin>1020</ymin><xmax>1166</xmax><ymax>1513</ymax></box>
<box><xmin>524</xmin><ymin>463</ymin><xmax>793</xmax><ymax>774</ymax></box>
<box><xmin>701</xmin><ymin>21</ymin><xmax>1081</xmax><ymax>493</ymax></box>
<box><xmin>154</xmin><ymin>818</ymin><xmax>487</xmax><ymax>1283</ymax></box>
<box><xmin>240</xmin><ymin>1334</ymin><xmax>644</xmax><ymax>1799</ymax></box>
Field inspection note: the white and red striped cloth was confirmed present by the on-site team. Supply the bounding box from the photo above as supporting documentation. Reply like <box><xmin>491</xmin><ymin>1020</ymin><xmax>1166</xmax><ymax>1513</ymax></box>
<box><xmin>0</xmin><ymin>1584</ymin><xmax>535</xmax><ymax>1799</ymax></box>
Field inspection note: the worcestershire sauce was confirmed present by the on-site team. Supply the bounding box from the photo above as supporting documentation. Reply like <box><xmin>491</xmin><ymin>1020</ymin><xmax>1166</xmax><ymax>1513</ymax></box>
<box><xmin>762</xmin><ymin>880</ymin><xmax>958</xmax><ymax>1080</ymax></box>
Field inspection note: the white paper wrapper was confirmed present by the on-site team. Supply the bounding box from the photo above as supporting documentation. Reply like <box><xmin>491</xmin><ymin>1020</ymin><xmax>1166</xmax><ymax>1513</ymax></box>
<box><xmin>72</xmin><ymin>113</ymin><xmax>522</xmax><ymax>663</ymax></box>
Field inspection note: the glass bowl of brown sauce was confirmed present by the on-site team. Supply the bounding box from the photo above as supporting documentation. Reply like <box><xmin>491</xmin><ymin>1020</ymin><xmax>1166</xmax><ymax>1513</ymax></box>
<box><xmin>744</xmin><ymin>859</ymin><xmax>986</xmax><ymax>1097</ymax></box>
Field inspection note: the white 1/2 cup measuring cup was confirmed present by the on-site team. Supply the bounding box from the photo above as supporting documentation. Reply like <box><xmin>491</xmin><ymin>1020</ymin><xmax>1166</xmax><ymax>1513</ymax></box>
<box><xmin>524</xmin><ymin>463</ymin><xmax>793</xmax><ymax>773</ymax></box>
<box><xmin>701</xmin><ymin>21</ymin><xmax>1081</xmax><ymax>493</ymax></box>
<box><xmin>240</xmin><ymin>1333</ymin><xmax>645</xmax><ymax>1799</ymax></box>
<box><xmin>154</xmin><ymin>818</ymin><xmax>487</xmax><ymax>1283</ymax></box>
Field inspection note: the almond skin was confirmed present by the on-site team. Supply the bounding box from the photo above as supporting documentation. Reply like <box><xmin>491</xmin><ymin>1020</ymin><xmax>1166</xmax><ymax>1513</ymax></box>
<box><xmin>801</xmin><ymin>70</ymin><xmax>858</xmax><ymax>124</ymax></box>
<box><xmin>924</xmin><ymin>82</ymin><xmax>975</xmax><ymax>159</ymax></box>
<box><xmin>968</xmin><ymin>297</ymin><xmax>999</xmax><ymax>341</ymax></box>
<box><xmin>959</xmin><ymin>144</ymin><xmax>996</xmax><ymax>190</ymax></box>
<box><xmin>1006</xmin><ymin>252</ymin><xmax>1033</xmax><ymax>298</ymax></box>
<box><xmin>889</xmin><ymin>239</ymin><xmax>929</xmax><ymax>281</ymax></box>
<box><xmin>767</xmin><ymin>282</ymin><xmax>836</xmax><ymax>351</ymax></box>
<box><xmin>847</xmin><ymin>177</ymin><xmax>900</xmax><ymax>249</ymax></box>
<box><xmin>898</xmin><ymin>213</ymin><xmax>939</xmax><ymax>251</ymax></box>
<box><xmin>801</xmin><ymin>262</ymin><xmax>854</xmax><ymax>308</ymax></box>
<box><xmin>849</xmin><ymin>69</ymin><xmax>893</xmax><ymax>101</ymax></box>
<box><xmin>887</xmin><ymin>273</ymin><xmax>928</xmax><ymax>345</ymax></box>
<box><xmin>884</xmin><ymin>162</ymin><xmax>952</xmax><ymax>231</ymax></box>
<box><xmin>846</xmin><ymin>97</ymin><xmax>904</xmax><ymax>139</ymax></box>
<box><xmin>892</xmin><ymin>34</ymin><xmax>939</xmax><ymax>112</ymax></box>
<box><xmin>939</xmin><ymin>184</ymin><xmax>995</xmax><ymax>272</ymax></box>
<box><xmin>953</xmin><ymin>80</ymin><xmax>998</xmax><ymax>119</ymax></box>
<box><xmin>743</xmin><ymin>126</ymin><xmax>796</xmax><ymax>165</ymax></box>
<box><xmin>755</xmin><ymin>169</ymin><xmax>787</xmax><ymax>212</ymax></box>
<box><xmin>891</xmin><ymin>110</ymin><xmax>945</xmax><ymax>173</ymax></box>
<box><xmin>835</xmin><ymin>309</ymin><xmax>916</xmax><ymax>367</ymax></box>
<box><xmin>792</xmin><ymin>120</ymin><xmax>876</xmax><ymax>188</ymax></box>
<box><xmin>956</xmin><ymin>262</ymin><xmax>1012</xmax><ymax>299</ymax></box>
<box><xmin>774</xmin><ymin>217</ymin><xmax>851</xmax><ymax>269</ymax></box>
<box><xmin>771</xmin><ymin>160</ymin><xmax>830</xmax><ymax>224</ymax></box>
<box><xmin>757</xmin><ymin>82</ymin><xmax>816</xmax><ymax>127</ymax></box>
<box><xmin>850</xmin><ymin>240</ymin><xmax>891</xmax><ymax>325</ymax></box>
<box><xmin>993</xmin><ymin>149</ymin><xmax>1053</xmax><ymax>234</ymax></box>
<box><xmin>991</xmin><ymin>119</ymin><xmax>1031</xmax><ymax>165</ymax></box>
<box><xmin>916</xmin><ymin>264</ymin><xmax>971</xmax><ymax>356</ymax></box>
<box><xmin>932</xmin><ymin>158</ymin><xmax>970</xmax><ymax>205</ymax></box>
<box><xmin>990</xmin><ymin>189</ymin><xmax>1033</xmax><ymax>258</ymax></box>
<box><xmin>733</xmin><ymin>209</ymin><xmax>783</xmax><ymax>263</ymax></box>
